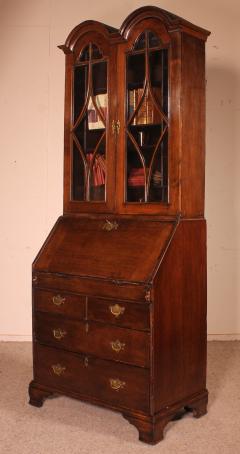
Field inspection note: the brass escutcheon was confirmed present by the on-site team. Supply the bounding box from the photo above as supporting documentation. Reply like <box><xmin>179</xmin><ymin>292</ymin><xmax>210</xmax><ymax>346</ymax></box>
<box><xmin>115</xmin><ymin>119</ymin><xmax>120</xmax><ymax>135</ymax></box>
<box><xmin>102</xmin><ymin>219</ymin><xmax>119</xmax><ymax>231</ymax></box>
<box><xmin>109</xmin><ymin>304</ymin><xmax>125</xmax><ymax>318</ymax></box>
<box><xmin>53</xmin><ymin>328</ymin><xmax>67</xmax><ymax>340</ymax></box>
<box><xmin>52</xmin><ymin>294</ymin><xmax>66</xmax><ymax>306</ymax></box>
<box><xmin>51</xmin><ymin>364</ymin><xmax>66</xmax><ymax>376</ymax></box>
<box><xmin>109</xmin><ymin>378</ymin><xmax>126</xmax><ymax>391</ymax></box>
<box><xmin>110</xmin><ymin>339</ymin><xmax>125</xmax><ymax>353</ymax></box>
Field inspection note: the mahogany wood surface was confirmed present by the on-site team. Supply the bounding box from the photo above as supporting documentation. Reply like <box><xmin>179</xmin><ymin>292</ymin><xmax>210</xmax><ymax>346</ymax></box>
<box><xmin>33</xmin><ymin>216</ymin><xmax>175</xmax><ymax>283</ymax></box>
<box><xmin>29</xmin><ymin>6</ymin><xmax>210</xmax><ymax>444</ymax></box>
<box><xmin>33</xmin><ymin>343</ymin><xmax>150</xmax><ymax>413</ymax></box>
<box><xmin>35</xmin><ymin>312</ymin><xmax>150</xmax><ymax>368</ymax></box>
<box><xmin>88</xmin><ymin>296</ymin><xmax>150</xmax><ymax>331</ymax></box>
<box><xmin>34</xmin><ymin>288</ymin><xmax>85</xmax><ymax>319</ymax></box>
<box><xmin>152</xmin><ymin>220</ymin><xmax>207</xmax><ymax>412</ymax></box>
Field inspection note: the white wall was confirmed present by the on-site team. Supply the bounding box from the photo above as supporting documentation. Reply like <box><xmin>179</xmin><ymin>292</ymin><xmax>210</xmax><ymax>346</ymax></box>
<box><xmin>0</xmin><ymin>0</ymin><xmax>239</xmax><ymax>339</ymax></box>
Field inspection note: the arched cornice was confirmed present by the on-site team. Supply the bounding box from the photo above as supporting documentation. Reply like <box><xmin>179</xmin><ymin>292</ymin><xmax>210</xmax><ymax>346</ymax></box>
<box><xmin>59</xmin><ymin>20</ymin><xmax>120</xmax><ymax>54</ymax></box>
<box><xmin>59</xmin><ymin>6</ymin><xmax>211</xmax><ymax>53</ymax></box>
<box><xmin>120</xmin><ymin>6</ymin><xmax>210</xmax><ymax>41</ymax></box>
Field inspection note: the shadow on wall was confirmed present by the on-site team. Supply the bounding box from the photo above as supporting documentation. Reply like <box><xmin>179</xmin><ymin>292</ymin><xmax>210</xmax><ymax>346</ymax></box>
<box><xmin>206</xmin><ymin>64</ymin><xmax>240</xmax><ymax>335</ymax></box>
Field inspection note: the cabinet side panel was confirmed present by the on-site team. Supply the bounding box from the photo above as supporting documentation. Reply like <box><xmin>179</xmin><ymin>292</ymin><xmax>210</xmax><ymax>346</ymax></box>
<box><xmin>153</xmin><ymin>220</ymin><xmax>207</xmax><ymax>411</ymax></box>
<box><xmin>181</xmin><ymin>34</ymin><xmax>206</xmax><ymax>217</ymax></box>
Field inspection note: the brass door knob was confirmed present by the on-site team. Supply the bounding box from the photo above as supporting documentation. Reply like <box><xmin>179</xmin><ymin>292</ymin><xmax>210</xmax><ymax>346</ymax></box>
<box><xmin>110</xmin><ymin>340</ymin><xmax>125</xmax><ymax>353</ymax></box>
<box><xmin>109</xmin><ymin>378</ymin><xmax>126</xmax><ymax>391</ymax></box>
<box><xmin>109</xmin><ymin>304</ymin><xmax>125</xmax><ymax>318</ymax></box>
<box><xmin>53</xmin><ymin>328</ymin><xmax>67</xmax><ymax>340</ymax></box>
<box><xmin>51</xmin><ymin>364</ymin><xmax>66</xmax><ymax>376</ymax></box>
<box><xmin>52</xmin><ymin>295</ymin><xmax>66</xmax><ymax>306</ymax></box>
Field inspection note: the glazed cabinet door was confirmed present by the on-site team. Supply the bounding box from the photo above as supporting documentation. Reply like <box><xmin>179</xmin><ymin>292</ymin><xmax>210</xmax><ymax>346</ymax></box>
<box><xmin>63</xmin><ymin>29</ymin><xmax>117</xmax><ymax>213</ymax></box>
<box><xmin>116</xmin><ymin>18</ymin><xmax>181</xmax><ymax>215</ymax></box>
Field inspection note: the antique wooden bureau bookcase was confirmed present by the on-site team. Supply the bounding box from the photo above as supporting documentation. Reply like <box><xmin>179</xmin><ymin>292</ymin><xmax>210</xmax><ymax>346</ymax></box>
<box><xmin>29</xmin><ymin>6</ymin><xmax>210</xmax><ymax>444</ymax></box>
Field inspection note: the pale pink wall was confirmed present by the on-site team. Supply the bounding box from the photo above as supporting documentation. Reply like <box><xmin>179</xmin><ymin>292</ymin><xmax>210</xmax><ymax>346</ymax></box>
<box><xmin>0</xmin><ymin>0</ymin><xmax>239</xmax><ymax>339</ymax></box>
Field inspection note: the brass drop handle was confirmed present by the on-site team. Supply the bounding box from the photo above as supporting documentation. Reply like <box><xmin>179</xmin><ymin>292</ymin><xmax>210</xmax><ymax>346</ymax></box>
<box><xmin>109</xmin><ymin>378</ymin><xmax>126</xmax><ymax>391</ymax></box>
<box><xmin>51</xmin><ymin>364</ymin><xmax>66</xmax><ymax>376</ymax></box>
<box><xmin>110</xmin><ymin>340</ymin><xmax>125</xmax><ymax>353</ymax></box>
<box><xmin>53</xmin><ymin>328</ymin><xmax>67</xmax><ymax>340</ymax></box>
<box><xmin>109</xmin><ymin>304</ymin><xmax>125</xmax><ymax>318</ymax></box>
<box><xmin>52</xmin><ymin>294</ymin><xmax>66</xmax><ymax>306</ymax></box>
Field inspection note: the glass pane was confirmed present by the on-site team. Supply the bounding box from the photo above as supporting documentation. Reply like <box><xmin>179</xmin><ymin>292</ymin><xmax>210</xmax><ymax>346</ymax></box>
<box><xmin>148</xmin><ymin>132</ymin><xmax>168</xmax><ymax>202</ymax></box>
<box><xmin>127</xmin><ymin>53</ymin><xmax>145</xmax><ymax>91</ymax></box>
<box><xmin>134</xmin><ymin>32</ymin><xmax>146</xmax><ymax>50</ymax></box>
<box><xmin>92</xmin><ymin>61</ymin><xmax>107</xmax><ymax>94</ymax></box>
<box><xmin>149</xmin><ymin>49</ymin><xmax>168</xmax><ymax>115</ymax></box>
<box><xmin>92</xmin><ymin>44</ymin><xmax>103</xmax><ymax>60</ymax></box>
<box><xmin>79</xmin><ymin>45</ymin><xmax>90</xmax><ymax>62</ymax></box>
<box><xmin>125</xmin><ymin>35</ymin><xmax>168</xmax><ymax>204</ymax></box>
<box><xmin>72</xmin><ymin>53</ymin><xmax>107</xmax><ymax>202</ymax></box>
<box><xmin>89</xmin><ymin>144</ymin><xmax>106</xmax><ymax>201</ymax></box>
<box><xmin>148</xmin><ymin>31</ymin><xmax>161</xmax><ymax>48</ymax></box>
<box><xmin>128</xmin><ymin>88</ymin><xmax>163</xmax><ymax>126</ymax></box>
<box><xmin>129</xmin><ymin>123</ymin><xmax>164</xmax><ymax>165</ymax></box>
<box><xmin>126</xmin><ymin>137</ymin><xmax>145</xmax><ymax>202</ymax></box>
<box><xmin>72</xmin><ymin>143</ymin><xmax>86</xmax><ymax>200</ymax></box>
<box><xmin>73</xmin><ymin>66</ymin><xmax>88</xmax><ymax>123</ymax></box>
<box><xmin>127</xmin><ymin>53</ymin><xmax>145</xmax><ymax>121</ymax></box>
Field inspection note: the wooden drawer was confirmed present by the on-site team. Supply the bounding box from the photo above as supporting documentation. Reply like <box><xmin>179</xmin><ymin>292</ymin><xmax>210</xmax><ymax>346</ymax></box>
<box><xmin>34</xmin><ymin>343</ymin><xmax>150</xmax><ymax>413</ymax></box>
<box><xmin>88</xmin><ymin>297</ymin><xmax>150</xmax><ymax>331</ymax></box>
<box><xmin>34</xmin><ymin>288</ymin><xmax>85</xmax><ymax>319</ymax></box>
<box><xmin>32</xmin><ymin>272</ymin><xmax>149</xmax><ymax>302</ymax></box>
<box><xmin>35</xmin><ymin>312</ymin><xmax>150</xmax><ymax>368</ymax></box>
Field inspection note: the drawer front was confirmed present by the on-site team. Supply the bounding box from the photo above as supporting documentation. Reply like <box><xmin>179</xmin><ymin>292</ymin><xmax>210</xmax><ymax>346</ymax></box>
<box><xmin>35</xmin><ymin>312</ymin><xmax>150</xmax><ymax>368</ymax></box>
<box><xmin>34</xmin><ymin>343</ymin><xmax>150</xmax><ymax>413</ymax></box>
<box><xmin>88</xmin><ymin>297</ymin><xmax>150</xmax><ymax>331</ymax></box>
<box><xmin>32</xmin><ymin>272</ymin><xmax>149</xmax><ymax>302</ymax></box>
<box><xmin>34</xmin><ymin>288</ymin><xmax>85</xmax><ymax>319</ymax></box>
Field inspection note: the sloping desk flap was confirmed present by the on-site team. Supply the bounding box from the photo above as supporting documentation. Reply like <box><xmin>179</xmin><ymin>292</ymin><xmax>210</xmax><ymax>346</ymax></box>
<box><xmin>33</xmin><ymin>216</ymin><xmax>176</xmax><ymax>283</ymax></box>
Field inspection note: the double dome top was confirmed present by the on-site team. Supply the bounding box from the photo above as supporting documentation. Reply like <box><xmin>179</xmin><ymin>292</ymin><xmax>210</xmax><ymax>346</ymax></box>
<box><xmin>59</xmin><ymin>6</ymin><xmax>210</xmax><ymax>54</ymax></box>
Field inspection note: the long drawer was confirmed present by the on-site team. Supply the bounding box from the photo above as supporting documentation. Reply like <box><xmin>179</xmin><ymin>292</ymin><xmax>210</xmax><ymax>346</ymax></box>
<box><xmin>35</xmin><ymin>312</ymin><xmax>150</xmax><ymax>368</ymax></box>
<box><xmin>32</xmin><ymin>272</ymin><xmax>150</xmax><ymax>302</ymax></box>
<box><xmin>34</xmin><ymin>343</ymin><xmax>150</xmax><ymax>413</ymax></box>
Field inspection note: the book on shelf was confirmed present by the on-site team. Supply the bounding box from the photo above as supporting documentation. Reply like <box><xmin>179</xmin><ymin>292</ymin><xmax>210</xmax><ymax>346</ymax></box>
<box><xmin>86</xmin><ymin>153</ymin><xmax>106</xmax><ymax>186</ymax></box>
<box><xmin>128</xmin><ymin>88</ymin><xmax>162</xmax><ymax>125</ymax></box>
<box><xmin>128</xmin><ymin>167</ymin><xmax>145</xmax><ymax>187</ymax></box>
<box><xmin>88</xmin><ymin>93</ymin><xmax>107</xmax><ymax>130</ymax></box>
<box><xmin>128</xmin><ymin>167</ymin><xmax>163</xmax><ymax>188</ymax></box>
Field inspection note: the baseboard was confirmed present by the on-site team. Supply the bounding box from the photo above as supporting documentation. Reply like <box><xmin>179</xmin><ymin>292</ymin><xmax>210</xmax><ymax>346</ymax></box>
<box><xmin>0</xmin><ymin>334</ymin><xmax>240</xmax><ymax>342</ymax></box>
<box><xmin>207</xmin><ymin>334</ymin><xmax>240</xmax><ymax>341</ymax></box>
<box><xmin>0</xmin><ymin>335</ymin><xmax>32</xmax><ymax>341</ymax></box>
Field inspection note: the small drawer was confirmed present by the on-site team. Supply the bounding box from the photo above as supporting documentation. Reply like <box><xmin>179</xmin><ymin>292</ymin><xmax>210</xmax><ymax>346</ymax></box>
<box><xmin>35</xmin><ymin>312</ymin><xmax>150</xmax><ymax>368</ymax></box>
<box><xmin>88</xmin><ymin>297</ymin><xmax>150</xmax><ymax>331</ymax></box>
<box><xmin>34</xmin><ymin>288</ymin><xmax>85</xmax><ymax>319</ymax></box>
<box><xmin>34</xmin><ymin>343</ymin><xmax>150</xmax><ymax>413</ymax></box>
